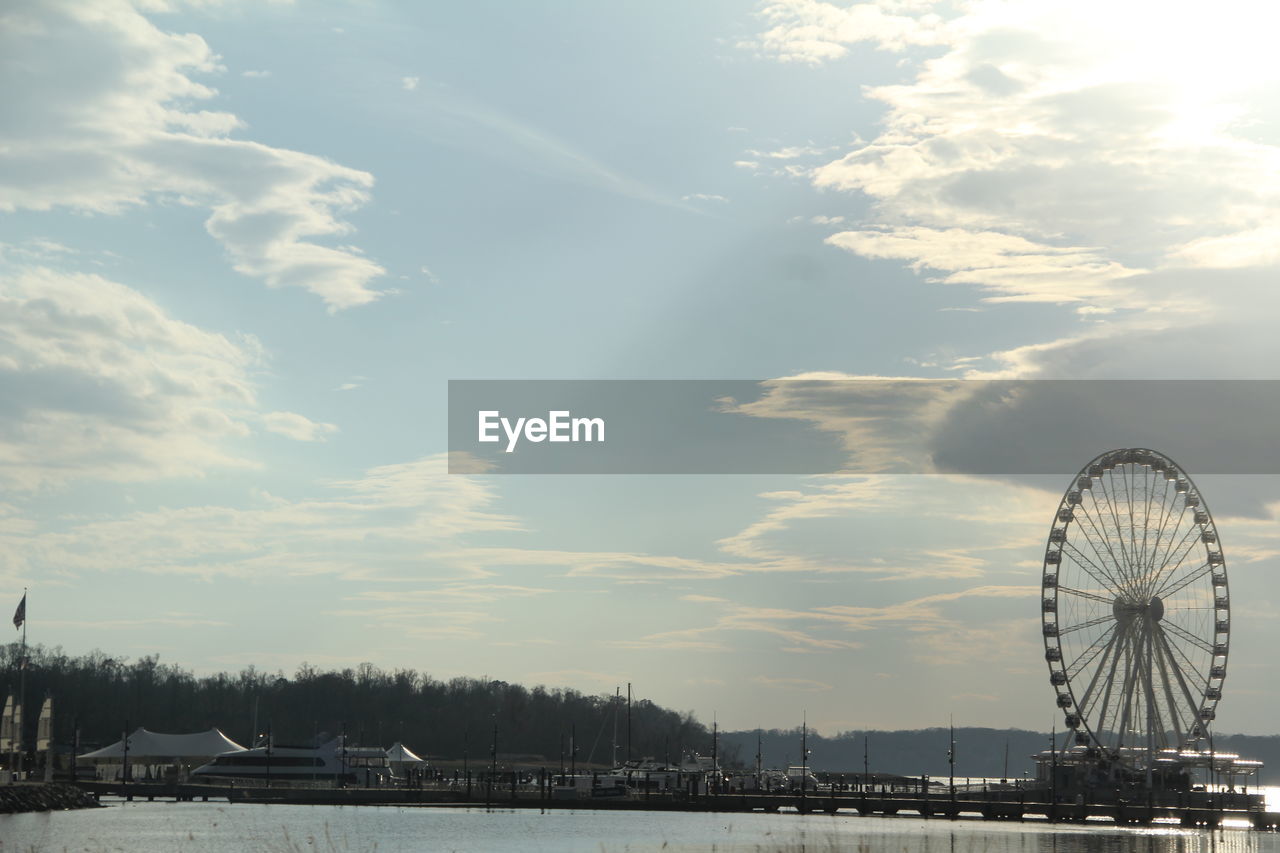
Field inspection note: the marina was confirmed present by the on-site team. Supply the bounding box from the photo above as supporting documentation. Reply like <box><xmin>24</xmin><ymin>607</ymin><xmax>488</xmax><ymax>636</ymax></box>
<box><xmin>61</xmin><ymin>778</ymin><xmax>1280</xmax><ymax>831</ymax></box>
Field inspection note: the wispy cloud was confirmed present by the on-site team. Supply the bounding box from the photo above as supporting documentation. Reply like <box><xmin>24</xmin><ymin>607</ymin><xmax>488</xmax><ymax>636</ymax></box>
<box><xmin>751</xmin><ymin>675</ymin><xmax>832</xmax><ymax>692</ymax></box>
<box><xmin>403</xmin><ymin>87</ymin><xmax>694</xmax><ymax>212</ymax></box>
<box><xmin>263</xmin><ymin>411</ymin><xmax>339</xmax><ymax>442</ymax></box>
<box><xmin>2</xmin><ymin>2</ymin><xmax>384</xmax><ymax>310</ymax></box>
<box><xmin>743</xmin><ymin>0</ymin><xmax>949</xmax><ymax>64</ymax></box>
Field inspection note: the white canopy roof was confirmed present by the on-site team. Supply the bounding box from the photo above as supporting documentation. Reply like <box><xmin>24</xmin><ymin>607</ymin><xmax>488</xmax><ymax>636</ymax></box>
<box><xmin>385</xmin><ymin>741</ymin><xmax>426</xmax><ymax>764</ymax></box>
<box><xmin>78</xmin><ymin>727</ymin><xmax>246</xmax><ymax>762</ymax></box>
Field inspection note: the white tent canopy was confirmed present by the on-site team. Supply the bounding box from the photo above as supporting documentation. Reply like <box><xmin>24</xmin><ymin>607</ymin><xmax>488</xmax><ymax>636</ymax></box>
<box><xmin>385</xmin><ymin>741</ymin><xmax>426</xmax><ymax>764</ymax></box>
<box><xmin>79</xmin><ymin>727</ymin><xmax>245</xmax><ymax>763</ymax></box>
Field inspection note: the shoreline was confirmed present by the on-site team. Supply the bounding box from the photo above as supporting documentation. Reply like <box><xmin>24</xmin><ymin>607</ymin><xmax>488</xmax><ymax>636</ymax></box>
<box><xmin>0</xmin><ymin>782</ymin><xmax>102</xmax><ymax>815</ymax></box>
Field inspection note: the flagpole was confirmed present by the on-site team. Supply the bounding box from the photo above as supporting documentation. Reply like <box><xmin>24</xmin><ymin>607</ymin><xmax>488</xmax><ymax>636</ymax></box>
<box><xmin>17</xmin><ymin>587</ymin><xmax>26</xmax><ymax>779</ymax></box>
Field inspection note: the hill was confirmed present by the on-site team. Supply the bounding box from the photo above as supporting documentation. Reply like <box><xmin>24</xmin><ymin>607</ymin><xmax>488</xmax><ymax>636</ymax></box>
<box><xmin>720</xmin><ymin>727</ymin><xmax>1280</xmax><ymax>784</ymax></box>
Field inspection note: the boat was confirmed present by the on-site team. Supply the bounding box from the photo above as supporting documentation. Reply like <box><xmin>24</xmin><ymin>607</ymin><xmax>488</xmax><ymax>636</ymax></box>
<box><xmin>190</xmin><ymin>737</ymin><xmax>393</xmax><ymax>785</ymax></box>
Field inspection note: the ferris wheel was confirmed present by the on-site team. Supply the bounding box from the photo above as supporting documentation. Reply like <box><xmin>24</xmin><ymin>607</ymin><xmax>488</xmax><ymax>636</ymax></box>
<box><xmin>1041</xmin><ymin>449</ymin><xmax>1228</xmax><ymax>763</ymax></box>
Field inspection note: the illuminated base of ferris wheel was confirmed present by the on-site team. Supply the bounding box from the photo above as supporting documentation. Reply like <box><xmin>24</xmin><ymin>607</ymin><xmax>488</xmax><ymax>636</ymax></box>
<box><xmin>1031</xmin><ymin>745</ymin><xmax>1263</xmax><ymax>796</ymax></box>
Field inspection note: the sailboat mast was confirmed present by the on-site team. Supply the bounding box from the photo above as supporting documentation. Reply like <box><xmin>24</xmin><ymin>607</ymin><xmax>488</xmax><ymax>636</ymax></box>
<box><xmin>755</xmin><ymin>728</ymin><xmax>762</xmax><ymax>786</ymax></box>
<box><xmin>612</xmin><ymin>686</ymin><xmax>619</xmax><ymax>768</ymax></box>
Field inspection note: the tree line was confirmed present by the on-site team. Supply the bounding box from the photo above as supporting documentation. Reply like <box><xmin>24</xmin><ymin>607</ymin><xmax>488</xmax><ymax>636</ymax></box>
<box><xmin>0</xmin><ymin>643</ymin><xmax>711</xmax><ymax>765</ymax></box>
<box><xmin>719</xmin><ymin>726</ymin><xmax>1280</xmax><ymax>784</ymax></box>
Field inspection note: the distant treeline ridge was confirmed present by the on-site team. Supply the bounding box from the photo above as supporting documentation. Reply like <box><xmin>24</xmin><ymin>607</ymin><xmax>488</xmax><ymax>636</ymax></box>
<box><xmin>5</xmin><ymin>643</ymin><xmax>1276</xmax><ymax>783</ymax></box>
<box><xmin>0</xmin><ymin>643</ymin><xmax>708</xmax><ymax>764</ymax></box>
<box><xmin>719</xmin><ymin>727</ymin><xmax>1280</xmax><ymax>784</ymax></box>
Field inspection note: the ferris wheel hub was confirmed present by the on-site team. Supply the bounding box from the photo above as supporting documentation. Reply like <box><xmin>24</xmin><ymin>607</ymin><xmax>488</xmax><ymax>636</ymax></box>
<box><xmin>1112</xmin><ymin>595</ymin><xmax>1164</xmax><ymax>623</ymax></box>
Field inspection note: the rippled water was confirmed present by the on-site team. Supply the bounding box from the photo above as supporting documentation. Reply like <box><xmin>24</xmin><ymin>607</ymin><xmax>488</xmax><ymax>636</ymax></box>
<box><xmin>4</xmin><ymin>801</ymin><xmax>1280</xmax><ymax>853</ymax></box>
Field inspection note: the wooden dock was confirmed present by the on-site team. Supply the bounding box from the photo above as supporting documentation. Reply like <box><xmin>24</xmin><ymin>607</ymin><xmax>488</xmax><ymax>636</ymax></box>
<box><xmin>72</xmin><ymin>782</ymin><xmax>1280</xmax><ymax>830</ymax></box>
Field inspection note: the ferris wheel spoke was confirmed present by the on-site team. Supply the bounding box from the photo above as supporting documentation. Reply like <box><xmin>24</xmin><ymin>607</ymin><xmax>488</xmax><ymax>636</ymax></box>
<box><xmin>1058</xmin><ymin>614</ymin><xmax>1114</xmax><ymax>637</ymax></box>
<box><xmin>1153</xmin><ymin>626</ymin><xmax>1198</xmax><ymax>740</ymax></box>
<box><xmin>1154</xmin><ymin>626</ymin><xmax>1209</xmax><ymax>730</ymax></box>
<box><xmin>1164</xmin><ymin>622</ymin><xmax>1215</xmax><ymax>671</ymax></box>
<box><xmin>1154</xmin><ymin>554</ymin><xmax>1211</xmax><ymax>601</ymax></box>
<box><xmin>1095</xmin><ymin>468</ymin><xmax>1136</xmax><ymax>581</ymax></box>
<box><xmin>1123</xmin><ymin>465</ymin><xmax>1142</xmax><ymax>590</ymax></box>
<box><xmin>1138</xmin><ymin>634</ymin><xmax>1162</xmax><ymax>748</ymax></box>
<box><xmin>1146</xmin><ymin>502</ymin><xmax>1192</xmax><ymax>597</ymax></box>
<box><xmin>1115</xmin><ymin>631</ymin><xmax>1140</xmax><ymax>749</ymax></box>
<box><xmin>1060</xmin><ymin>542</ymin><xmax>1126</xmax><ymax>596</ymax></box>
<box><xmin>1162</xmin><ymin>619</ymin><xmax>1215</xmax><ymax>655</ymax></box>
<box><xmin>1131</xmin><ymin>627</ymin><xmax>1149</xmax><ymax>735</ymax></box>
<box><xmin>1071</xmin><ymin>623</ymin><xmax>1121</xmax><ymax>714</ymax></box>
<box><xmin>1066</xmin><ymin>620</ymin><xmax>1118</xmax><ymax>677</ymax></box>
<box><xmin>1059</xmin><ymin>585</ymin><xmax>1115</xmax><ymax>606</ymax></box>
<box><xmin>1138</xmin><ymin>476</ymin><xmax>1176</xmax><ymax>597</ymax></box>
<box><xmin>1112</xmin><ymin>467</ymin><xmax>1144</xmax><ymax>587</ymax></box>
<box><xmin>1163</xmin><ymin>644</ymin><xmax>1212</xmax><ymax>717</ymax></box>
<box><xmin>1151</xmin><ymin>475</ymin><xmax>1174</xmax><ymax>559</ymax></box>
<box><xmin>1142</xmin><ymin>627</ymin><xmax>1173</xmax><ymax>749</ymax></box>
<box><xmin>1147</xmin><ymin>525</ymin><xmax>1203</xmax><ymax>599</ymax></box>
<box><xmin>1094</xmin><ymin>623</ymin><xmax>1132</xmax><ymax>747</ymax></box>
<box><xmin>1077</xmin><ymin>488</ymin><xmax>1124</xmax><ymax>571</ymax></box>
<box><xmin>1097</xmin><ymin>470</ymin><xmax>1136</xmax><ymax>584</ymax></box>
<box><xmin>1138</xmin><ymin>466</ymin><xmax>1157</xmax><ymax>577</ymax></box>
<box><xmin>1070</xmin><ymin>501</ymin><xmax>1133</xmax><ymax>591</ymax></box>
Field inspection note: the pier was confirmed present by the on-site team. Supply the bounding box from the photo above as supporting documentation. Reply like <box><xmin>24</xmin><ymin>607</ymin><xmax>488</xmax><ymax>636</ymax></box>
<box><xmin>71</xmin><ymin>781</ymin><xmax>1280</xmax><ymax>830</ymax></box>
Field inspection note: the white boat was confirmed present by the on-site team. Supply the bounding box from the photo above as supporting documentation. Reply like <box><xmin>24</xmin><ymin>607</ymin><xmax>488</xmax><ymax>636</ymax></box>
<box><xmin>190</xmin><ymin>737</ymin><xmax>393</xmax><ymax>785</ymax></box>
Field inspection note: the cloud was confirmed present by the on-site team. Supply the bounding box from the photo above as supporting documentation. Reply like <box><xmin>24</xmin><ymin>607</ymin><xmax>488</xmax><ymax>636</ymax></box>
<box><xmin>440</xmin><ymin>546</ymin><xmax>743</xmax><ymax>581</ymax></box>
<box><xmin>719</xmin><ymin>375</ymin><xmax>978</xmax><ymax>474</ymax></box>
<box><xmin>746</xmin><ymin>0</ymin><xmax>1280</xmax><ymax>326</ymax></box>
<box><xmin>826</xmin><ymin>227</ymin><xmax>1145</xmax><ymax>305</ymax></box>
<box><xmin>401</xmin><ymin>76</ymin><xmax>420</xmax><ymax>91</ymax></box>
<box><xmin>714</xmin><ymin>372</ymin><xmax>1280</xmax><ymax>495</ymax></box>
<box><xmin>0</xmin><ymin>263</ymin><xmax>265</xmax><ymax>489</ymax></box>
<box><xmin>742</xmin><ymin>0</ymin><xmax>948</xmax><ymax>64</ymax></box>
<box><xmin>1171</xmin><ymin>227</ymin><xmax>1280</xmax><ymax>270</ymax></box>
<box><xmin>624</xmin><ymin>582</ymin><xmax>1038</xmax><ymax>662</ymax></box>
<box><xmin>751</xmin><ymin>675</ymin><xmax>832</xmax><ymax>692</ymax></box>
<box><xmin>263</xmin><ymin>411</ymin><xmax>338</xmax><ymax>442</ymax></box>
<box><xmin>525</xmin><ymin>669</ymin><xmax>620</xmax><ymax>687</ymax></box>
<box><xmin>42</xmin><ymin>614</ymin><xmax>229</xmax><ymax>629</ymax></box>
<box><xmin>0</xmin><ymin>1</ymin><xmax>384</xmax><ymax>310</ymax></box>
<box><xmin>612</xmin><ymin>627</ymin><xmax>729</xmax><ymax>652</ymax></box>
<box><xmin>0</xmin><ymin>454</ymin><xmax>520</xmax><ymax>581</ymax></box>
<box><xmin>404</xmin><ymin>86</ymin><xmax>691</xmax><ymax>212</ymax></box>
<box><xmin>349</xmin><ymin>584</ymin><xmax>552</xmax><ymax>603</ymax></box>
<box><xmin>746</xmin><ymin>145</ymin><xmax>833</xmax><ymax>160</ymax></box>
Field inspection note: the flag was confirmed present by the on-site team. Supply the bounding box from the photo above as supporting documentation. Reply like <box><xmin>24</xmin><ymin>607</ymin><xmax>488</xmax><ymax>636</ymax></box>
<box><xmin>12</xmin><ymin>593</ymin><xmax>24</xmax><ymax>630</ymax></box>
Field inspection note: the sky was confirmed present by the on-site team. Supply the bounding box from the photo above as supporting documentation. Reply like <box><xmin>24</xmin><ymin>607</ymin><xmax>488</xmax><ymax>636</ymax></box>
<box><xmin>4</xmin><ymin>0</ymin><xmax>1280</xmax><ymax>739</ymax></box>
